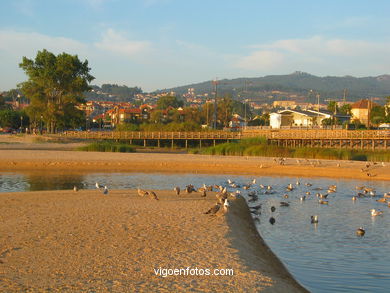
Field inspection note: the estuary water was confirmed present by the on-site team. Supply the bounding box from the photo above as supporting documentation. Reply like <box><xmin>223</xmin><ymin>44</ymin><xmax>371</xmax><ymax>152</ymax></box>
<box><xmin>1</xmin><ymin>172</ymin><xmax>389</xmax><ymax>292</ymax></box>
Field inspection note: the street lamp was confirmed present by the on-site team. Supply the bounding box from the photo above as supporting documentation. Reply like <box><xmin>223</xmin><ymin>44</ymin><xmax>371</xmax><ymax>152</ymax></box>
<box><xmin>40</xmin><ymin>115</ymin><xmax>43</xmax><ymax>134</ymax></box>
<box><xmin>20</xmin><ymin>116</ymin><xmax>23</xmax><ymax>133</ymax></box>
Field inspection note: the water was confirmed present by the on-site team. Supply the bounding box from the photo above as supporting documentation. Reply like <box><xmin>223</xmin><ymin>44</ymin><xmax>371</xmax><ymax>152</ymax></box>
<box><xmin>1</xmin><ymin>172</ymin><xmax>389</xmax><ymax>292</ymax></box>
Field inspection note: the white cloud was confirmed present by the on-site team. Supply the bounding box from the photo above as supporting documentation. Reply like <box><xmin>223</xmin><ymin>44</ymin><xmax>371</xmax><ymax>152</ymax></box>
<box><xmin>94</xmin><ymin>29</ymin><xmax>151</xmax><ymax>58</ymax></box>
<box><xmin>236</xmin><ymin>50</ymin><xmax>284</xmax><ymax>71</ymax></box>
<box><xmin>0</xmin><ymin>29</ymin><xmax>88</xmax><ymax>57</ymax></box>
<box><xmin>236</xmin><ymin>36</ymin><xmax>390</xmax><ymax>76</ymax></box>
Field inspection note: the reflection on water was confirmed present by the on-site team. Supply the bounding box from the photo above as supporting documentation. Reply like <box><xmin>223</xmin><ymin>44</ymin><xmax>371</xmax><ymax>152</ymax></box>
<box><xmin>0</xmin><ymin>172</ymin><xmax>389</xmax><ymax>292</ymax></box>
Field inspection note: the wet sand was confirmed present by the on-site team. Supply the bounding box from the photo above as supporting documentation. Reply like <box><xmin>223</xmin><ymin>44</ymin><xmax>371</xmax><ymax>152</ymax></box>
<box><xmin>0</xmin><ymin>189</ymin><xmax>307</xmax><ymax>292</ymax></box>
<box><xmin>0</xmin><ymin>149</ymin><xmax>389</xmax><ymax>181</ymax></box>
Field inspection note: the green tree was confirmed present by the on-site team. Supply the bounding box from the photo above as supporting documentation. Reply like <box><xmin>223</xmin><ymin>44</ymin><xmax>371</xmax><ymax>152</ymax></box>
<box><xmin>0</xmin><ymin>110</ymin><xmax>29</xmax><ymax>129</ymax></box>
<box><xmin>19</xmin><ymin>49</ymin><xmax>94</xmax><ymax>133</ymax></box>
<box><xmin>339</xmin><ymin>104</ymin><xmax>352</xmax><ymax>115</ymax></box>
<box><xmin>156</xmin><ymin>95</ymin><xmax>183</xmax><ymax>110</ymax></box>
<box><xmin>370</xmin><ymin>105</ymin><xmax>386</xmax><ymax>126</ymax></box>
<box><xmin>327</xmin><ymin>101</ymin><xmax>338</xmax><ymax>114</ymax></box>
<box><xmin>217</xmin><ymin>96</ymin><xmax>233</xmax><ymax>127</ymax></box>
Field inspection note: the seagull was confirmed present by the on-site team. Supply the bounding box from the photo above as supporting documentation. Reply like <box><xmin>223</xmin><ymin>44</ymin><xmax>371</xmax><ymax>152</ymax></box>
<box><xmin>205</xmin><ymin>203</ymin><xmax>221</xmax><ymax>215</ymax></box>
<box><xmin>95</xmin><ymin>182</ymin><xmax>104</xmax><ymax>189</ymax></box>
<box><xmin>283</xmin><ymin>194</ymin><xmax>289</xmax><ymax>198</ymax></box>
<box><xmin>305</xmin><ymin>183</ymin><xmax>313</xmax><ymax>187</ymax></box>
<box><xmin>269</xmin><ymin>217</ymin><xmax>276</xmax><ymax>225</ymax></box>
<box><xmin>73</xmin><ymin>185</ymin><xmax>78</xmax><ymax>192</ymax></box>
<box><xmin>200</xmin><ymin>189</ymin><xmax>207</xmax><ymax>197</ymax></box>
<box><xmin>371</xmin><ymin>209</ymin><xmax>383</xmax><ymax>216</ymax></box>
<box><xmin>318</xmin><ymin>200</ymin><xmax>329</xmax><ymax>205</ymax></box>
<box><xmin>174</xmin><ymin>186</ymin><xmax>180</xmax><ymax>196</ymax></box>
<box><xmin>280</xmin><ymin>202</ymin><xmax>290</xmax><ymax>207</ymax></box>
<box><xmin>223</xmin><ymin>199</ymin><xmax>230</xmax><ymax>212</ymax></box>
<box><xmin>310</xmin><ymin>215</ymin><xmax>318</xmax><ymax>224</ymax></box>
<box><xmin>352</xmin><ymin>196</ymin><xmax>358</xmax><ymax>201</ymax></box>
<box><xmin>137</xmin><ymin>188</ymin><xmax>148</xmax><ymax>197</ymax></box>
<box><xmin>356</xmin><ymin>227</ymin><xmax>365</xmax><ymax>236</ymax></box>
<box><xmin>148</xmin><ymin>191</ymin><xmax>159</xmax><ymax>200</ymax></box>
<box><xmin>270</xmin><ymin>206</ymin><xmax>276</xmax><ymax>212</ymax></box>
<box><xmin>103</xmin><ymin>186</ymin><xmax>108</xmax><ymax>195</ymax></box>
<box><xmin>300</xmin><ymin>195</ymin><xmax>306</xmax><ymax>201</ymax></box>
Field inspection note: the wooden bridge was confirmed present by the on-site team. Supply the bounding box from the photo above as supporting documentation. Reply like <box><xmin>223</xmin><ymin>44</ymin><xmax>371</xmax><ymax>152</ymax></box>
<box><xmin>59</xmin><ymin>129</ymin><xmax>390</xmax><ymax>150</ymax></box>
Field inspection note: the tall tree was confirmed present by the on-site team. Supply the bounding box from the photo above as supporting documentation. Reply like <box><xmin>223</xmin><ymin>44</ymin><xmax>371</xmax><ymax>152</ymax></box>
<box><xmin>19</xmin><ymin>49</ymin><xmax>94</xmax><ymax>133</ymax></box>
<box><xmin>156</xmin><ymin>95</ymin><xmax>183</xmax><ymax>110</ymax></box>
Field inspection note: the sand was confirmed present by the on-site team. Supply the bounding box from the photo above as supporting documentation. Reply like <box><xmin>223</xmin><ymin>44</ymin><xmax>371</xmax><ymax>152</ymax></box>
<box><xmin>0</xmin><ymin>149</ymin><xmax>389</xmax><ymax>181</ymax></box>
<box><xmin>0</xmin><ymin>136</ymin><xmax>387</xmax><ymax>292</ymax></box>
<box><xmin>0</xmin><ymin>190</ymin><xmax>307</xmax><ymax>292</ymax></box>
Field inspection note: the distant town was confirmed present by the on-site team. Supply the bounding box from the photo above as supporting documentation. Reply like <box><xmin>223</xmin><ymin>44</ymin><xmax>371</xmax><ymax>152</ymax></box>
<box><xmin>1</xmin><ymin>84</ymin><xmax>389</xmax><ymax>133</ymax></box>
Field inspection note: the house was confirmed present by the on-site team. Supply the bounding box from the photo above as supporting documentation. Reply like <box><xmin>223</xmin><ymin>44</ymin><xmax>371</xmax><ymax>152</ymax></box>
<box><xmin>228</xmin><ymin>114</ymin><xmax>246</xmax><ymax>129</ymax></box>
<box><xmin>350</xmin><ymin>99</ymin><xmax>378</xmax><ymax>126</ymax></box>
<box><xmin>270</xmin><ymin>109</ymin><xmax>328</xmax><ymax>128</ymax></box>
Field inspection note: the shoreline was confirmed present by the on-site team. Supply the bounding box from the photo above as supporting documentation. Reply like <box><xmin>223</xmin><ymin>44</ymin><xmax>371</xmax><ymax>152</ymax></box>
<box><xmin>0</xmin><ymin>189</ymin><xmax>307</xmax><ymax>292</ymax></box>
<box><xmin>0</xmin><ymin>149</ymin><xmax>389</xmax><ymax>181</ymax></box>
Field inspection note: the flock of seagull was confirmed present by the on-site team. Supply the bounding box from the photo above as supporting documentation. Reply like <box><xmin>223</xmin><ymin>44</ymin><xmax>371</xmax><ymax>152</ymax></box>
<box><xmin>75</xmin><ymin>176</ymin><xmax>389</xmax><ymax>237</ymax></box>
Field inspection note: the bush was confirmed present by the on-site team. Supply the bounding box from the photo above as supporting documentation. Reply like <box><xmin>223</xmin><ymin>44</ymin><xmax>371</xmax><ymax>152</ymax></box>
<box><xmin>78</xmin><ymin>142</ymin><xmax>135</xmax><ymax>153</ymax></box>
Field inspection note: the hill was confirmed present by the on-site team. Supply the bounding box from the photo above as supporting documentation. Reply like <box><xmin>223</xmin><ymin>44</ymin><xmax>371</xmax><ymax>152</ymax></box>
<box><xmin>157</xmin><ymin>72</ymin><xmax>390</xmax><ymax>103</ymax></box>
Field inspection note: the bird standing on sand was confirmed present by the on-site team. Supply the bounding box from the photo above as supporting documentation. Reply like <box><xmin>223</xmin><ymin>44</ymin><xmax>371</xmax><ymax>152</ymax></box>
<box><xmin>205</xmin><ymin>203</ymin><xmax>221</xmax><ymax>215</ymax></box>
<box><xmin>73</xmin><ymin>185</ymin><xmax>78</xmax><ymax>192</ymax></box>
<box><xmin>103</xmin><ymin>186</ymin><xmax>109</xmax><ymax>195</ymax></box>
<box><xmin>174</xmin><ymin>186</ymin><xmax>180</xmax><ymax>196</ymax></box>
<box><xmin>148</xmin><ymin>191</ymin><xmax>159</xmax><ymax>200</ymax></box>
<box><xmin>223</xmin><ymin>199</ymin><xmax>230</xmax><ymax>212</ymax></box>
<box><xmin>137</xmin><ymin>188</ymin><xmax>148</xmax><ymax>197</ymax></box>
<box><xmin>356</xmin><ymin>227</ymin><xmax>365</xmax><ymax>236</ymax></box>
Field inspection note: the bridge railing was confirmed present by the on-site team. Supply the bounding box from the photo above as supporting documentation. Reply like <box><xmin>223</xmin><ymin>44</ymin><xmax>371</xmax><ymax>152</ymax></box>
<box><xmin>242</xmin><ymin>129</ymin><xmax>390</xmax><ymax>139</ymax></box>
<box><xmin>59</xmin><ymin>131</ymin><xmax>243</xmax><ymax>140</ymax></box>
<box><xmin>58</xmin><ymin>129</ymin><xmax>389</xmax><ymax>140</ymax></box>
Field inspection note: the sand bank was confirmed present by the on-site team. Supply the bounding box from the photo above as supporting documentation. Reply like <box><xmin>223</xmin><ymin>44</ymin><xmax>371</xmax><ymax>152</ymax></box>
<box><xmin>0</xmin><ymin>189</ymin><xmax>307</xmax><ymax>292</ymax></box>
<box><xmin>0</xmin><ymin>149</ymin><xmax>389</xmax><ymax>181</ymax></box>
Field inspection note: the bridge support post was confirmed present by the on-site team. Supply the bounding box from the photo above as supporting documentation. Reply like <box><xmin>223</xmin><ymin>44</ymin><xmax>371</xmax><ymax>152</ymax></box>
<box><xmin>157</xmin><ymin>139</ymin><xmax>160</xmax><ymax>148</ymax></box>
<box><xmin>144</xmin><ymin>139</ymin><xmax>146</xmax><ymax>147</ymax></box>
<box><xmin>130</xmin><ymin>139</ymin><xmax>133</xmax><ymax>145</ymax></box>
<box><xmin>185</xmin><ymin>140</ymin><xmax>188</xmax><ymax>149</ymax></box>
<box><xmin>199</xmin><ymin>139</ymin><xmax>202</xmax><ymax>149</ymax></box>
<box><xmin>171</xmin><ymin>139</ymin><xmax>174</xmax><ymax>149</ymax></box>
<box><xmin>213</xmin><ymin>139</ymin><xmax>216</xmax><ymax>147</ymax></box>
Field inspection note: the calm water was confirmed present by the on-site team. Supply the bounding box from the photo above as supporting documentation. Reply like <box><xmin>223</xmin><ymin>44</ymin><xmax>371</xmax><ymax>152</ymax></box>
<box><xmin>1</xmin><ymin>172</ymin><xmax>389</xmax><ymax>292</ymax></box>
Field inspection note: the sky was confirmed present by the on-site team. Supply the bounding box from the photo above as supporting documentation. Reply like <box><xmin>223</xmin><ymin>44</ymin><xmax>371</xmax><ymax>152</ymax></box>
<box><xmin>1</xmin><ymin>0</ymin><xmax>390</xmax><ymax>92</ymax></box>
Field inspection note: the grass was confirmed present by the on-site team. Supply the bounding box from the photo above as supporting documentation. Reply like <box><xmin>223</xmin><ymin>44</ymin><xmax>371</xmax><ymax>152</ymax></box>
<box><xmin>77</xmin><ymin>141</ymin><xmax>136</xmax><ymax>153</ymax></box>
<box><xmin>190</xmin><ymin>137</ymin><xmax>390</xmax><ymax>162</ymax></box>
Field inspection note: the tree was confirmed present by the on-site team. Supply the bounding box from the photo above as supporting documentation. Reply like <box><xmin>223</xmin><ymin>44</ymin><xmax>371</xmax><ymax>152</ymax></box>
<box><xmin>156</xmin><ymin>95</ymin><xmax>183</xmax><ymax>110</ymax></box>
<box><xmin>0</xmin><ymin>110</ymin><xmax>29</xmax><ymax>129</ymax></box>
<box><xmin>19</xmin><ymin>49</ymin><xmax>94</xmax><ymax>133</ymax></box>
<box><xmin>339</xmin><ymin>104</ymin><xmax>352</xmax><ymax>115</ymax></box>
<box><xmin>370</xmin><ymin>105</ymin><xmax>386</xmax><ymax>126</ymax></box>
<box><xmin>327</xmin><ymin>101</ymin><xmax>338</xmax><ymax>114</ymax></box>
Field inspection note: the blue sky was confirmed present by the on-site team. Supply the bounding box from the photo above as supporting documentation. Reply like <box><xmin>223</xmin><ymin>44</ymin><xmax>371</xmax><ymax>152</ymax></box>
<box><xmin>1</xmin><ymin>0</ymin><xmax>390</xmax><ymax>92</ymax></box>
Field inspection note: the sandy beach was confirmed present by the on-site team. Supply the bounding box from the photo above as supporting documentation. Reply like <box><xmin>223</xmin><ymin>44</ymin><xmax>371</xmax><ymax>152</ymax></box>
<box><xmin>0</xmin><ymin>149</ymin><xmax>389</xmax><ymax>181</ymax></box>
<box><xmin>0</xmin><ymin>189</ymin><xmax>307</xmax><ymax>292</ymax></box>
<box><xmin>0</xmin><ymin>135</ymin><xmax>388</xmax><ymax>292</ymax></box>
